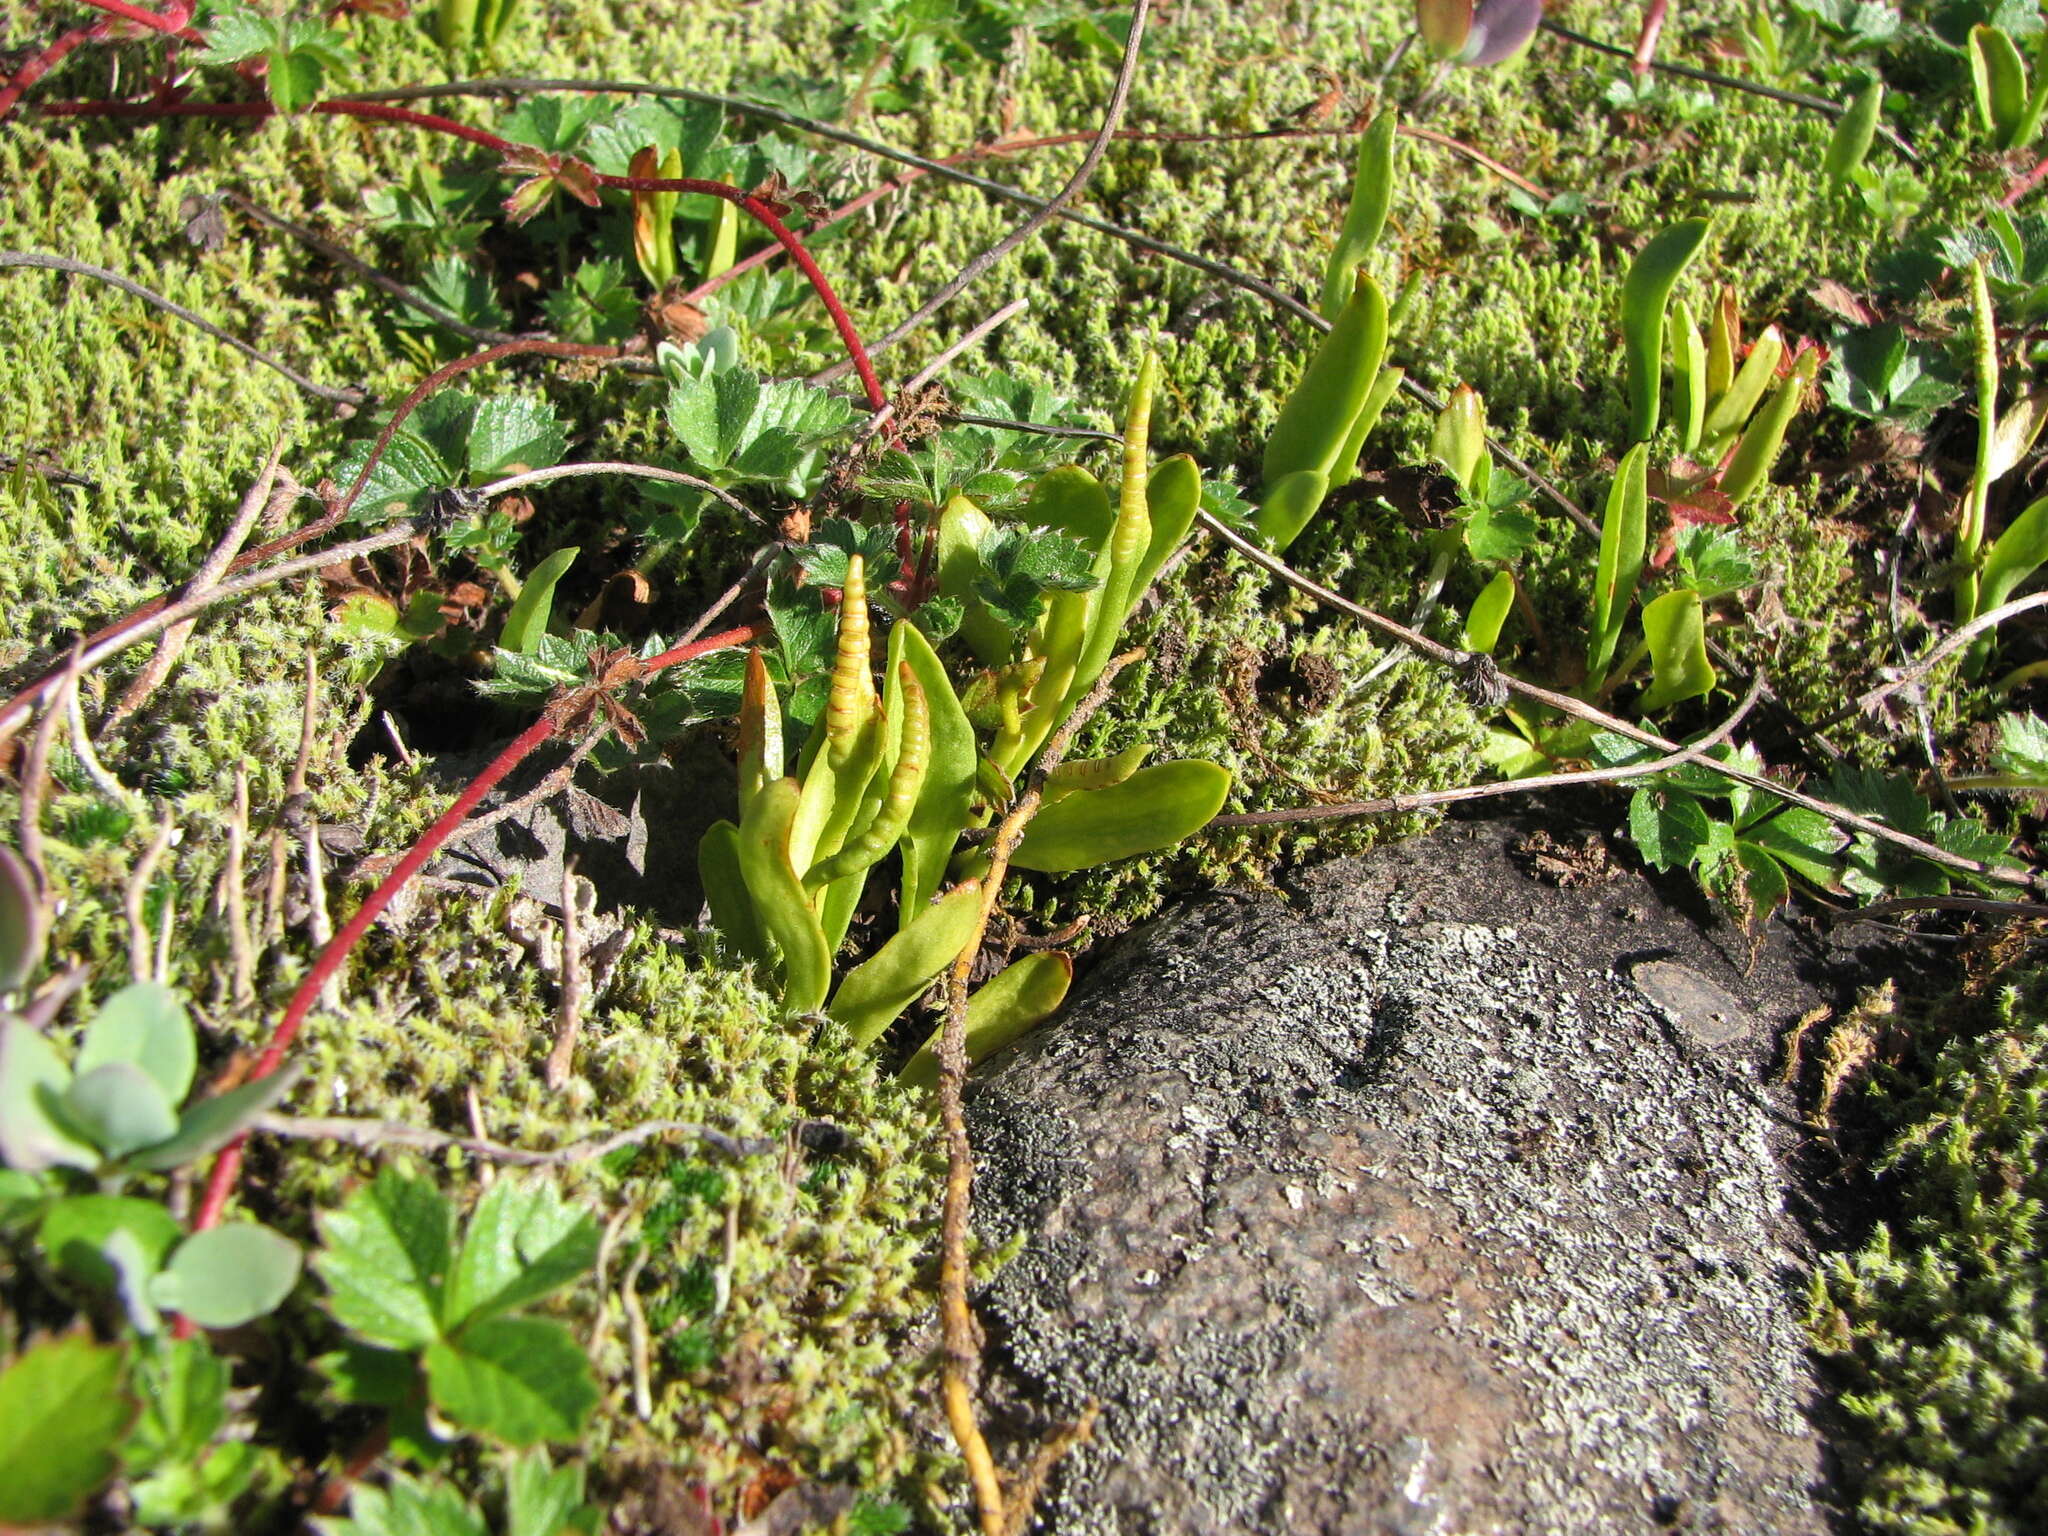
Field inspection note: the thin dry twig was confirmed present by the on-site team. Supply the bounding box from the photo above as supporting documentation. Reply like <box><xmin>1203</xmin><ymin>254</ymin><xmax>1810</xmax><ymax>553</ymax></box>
<box><xmin>938</xmin><ymin>646</ymin><xmax>1146</xmax><ymax>1536</ymax></box>
<box><xmin>476</xmin><ymin>461</ymin><xmax>761</xmax><ymax>525</ymax></box>
<box><xmin>620</xmin><ymin>1247</ymin><xmax>655</xmax><ymax>1422</ymax></box>
<box><xmin>543</xmin><ymin>863</ymin><xmax>585</xmax><ymax>1091</ymax></box>
<box><xmin>251</xmin><ymin>1112</ymin><xmax>778</xmax><ymax>1164</ymax></box>
<box><xmin>1196</xmin><ymin>511</ymin><xmax>2040</xmax><ymax>891</ymax></box>
<box><xmin>814</xmin><ymin>0</ymin><xmax>1151</xmax><ymax>381</ymax></box>
<box><xmin>226</xmin><ymin>764</ymin><xmax>255</xmax><ymax>1007</ymax></box>
<box><xmin>836</xmin><ymin>297</ymin><xmax>1031</xmax><ymax>451</ymax></box>
<box><xmin>1824</xmin><ymin>894</ymin><xmax>2048</xmax><ymax>926</ymax></box>
<box><xmin>15</xmin><ymin>660</ymin><xmax>74</xmax><ymax>889</ymax></box>
<box><xmin>1821</xmin><ymin>590</ymin><xmax>2048</xmax><ymax>729</ymax></box>
<box><xmin>124</xmin><ymin>819</ymin><xmax>175</xmax><ymax>986</ymax></box>
<box><xmin>0</xmin><ymin>252</ymin><xmax>369</xmax><ymax>405</ymax></box>
<box><xmin>108</xmin><ymin>442</ymin><xmax>295</xmax><ymax>727</ymax></box>
<box><xmin>0</xmin><ymin>517</ymin><xmax>428</xmax><ymax>749</ymax></box>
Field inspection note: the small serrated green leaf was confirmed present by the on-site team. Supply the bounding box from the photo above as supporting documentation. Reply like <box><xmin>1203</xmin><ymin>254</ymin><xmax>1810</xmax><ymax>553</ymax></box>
<box><xmin>424</xmin><ymin>1317</ymin><xmax>599</xmax><ymax>1446</ymax></box>
<box><xmin>443</xmin><ymin>1180</ymin><xmax>598</xmax><ymax>1333</ymax></box>
<box><xmin>0</xmin><ymin>1334</ymin><xmax>136</xmax><ymax>1524</ymax></box>
<box><xmin>467</xmin><ymin>397</ymin><xmax>569</xmax><ymax>480</ymax></box>
<box><xmin>314</xmin><ymin>1168</ymin><xmax>454</xmax><ymax>1349</ymax></box>
<box><xmin>1628</xmin><ymin>785</ymin><xmax>1713</xmax><ymax>872</ymax></box>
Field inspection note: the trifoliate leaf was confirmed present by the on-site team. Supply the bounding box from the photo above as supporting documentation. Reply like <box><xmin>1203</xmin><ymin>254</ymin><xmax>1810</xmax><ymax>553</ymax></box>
<box><xmin>1463</xmin><ymin>502</ymin><xmax>1539</xmax><ymax>562</ymax></box>
<box><xmin>794</xmin><ymin>518</ymin><xmax>899</xmax><ymax>588</ymax></box>
<box><xmin>973</xmin><ymin>525</ymin><xmax>1099</xmax><ymax>632</ymax></box>
<box><xmin>441</xmin><ymin>1180</ymin><xmax>598</xmax><ymax>1332</ymax></box>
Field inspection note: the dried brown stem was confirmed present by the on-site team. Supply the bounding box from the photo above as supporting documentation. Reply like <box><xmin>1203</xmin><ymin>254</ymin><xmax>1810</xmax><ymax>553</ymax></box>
<box><xmin>1819</xmin><ymin>590</ymin><xmax>2048</xmax><ymax>730</ymax></box>
<box><xmin>1210</xmin><ymin>673</ymin><xmax>1766</xmax><ymax>826</ymax></box>
<box><xmin>107</xmin><ymin>440</ymin><xmax>291</xmax><ymax>728</ymax></box>
<box><xmin>124</xmin><ymin>819</ymin><xmax>175</xmax><ymax>986</ymax></box>
<box><xmin>938</xmin><ymin>646</ymin><xmax>1145</xmax><ymax>1536</ymax></box>
<box><xmin>543</xmin><ymin>863</ymin><xmax>585</xmax><ymax>1091</ymax></box>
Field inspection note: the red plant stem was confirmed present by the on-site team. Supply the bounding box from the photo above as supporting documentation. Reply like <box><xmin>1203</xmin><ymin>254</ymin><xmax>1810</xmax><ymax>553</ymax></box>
<box><xmin>75</xmin><ymin>0</ymin><xmax>195</xmax><ymax>36</ymax></box>
<box><xmin>2006</xmin><ymin>154</ymin><xmax>2048</xmax><ymax>207</ymax></box>
<box><xmin>185</xmin><ymin>623</ymin><xmax>762</xmax><ymax>1237</ymax></box>
<box><xmin>0</xmin><ymin>27</ymin><xmax>100</xmax><ymax>119</ymax></box>
<box><xmin>1633</xmin><ymin>0</ymin><xmax>1669</xmax><ymax>78</ymax></box>
<box><xmin>34</xmin><ymin>97</ymin><xmax>888</xmax><ymax>414</ymax></box>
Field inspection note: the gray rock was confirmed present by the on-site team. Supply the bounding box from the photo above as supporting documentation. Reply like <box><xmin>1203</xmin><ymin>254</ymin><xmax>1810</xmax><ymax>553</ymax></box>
<box><xmin>968</xmin><ymin>819</ymin><xmax>1845</xmax><ymax>1535</ymax></box>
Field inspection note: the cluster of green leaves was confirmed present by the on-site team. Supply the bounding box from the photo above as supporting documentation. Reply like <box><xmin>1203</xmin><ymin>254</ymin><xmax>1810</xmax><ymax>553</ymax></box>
<box><xmin>315</xmin><ymin>1169</ymin><xmax>602</xmax><ymax>1455</ymax></box>
<box><xmin>683</xmin><ymin>359</ymin><xmax>1229</xmax><ymax>1077</ymax></box>
<box><xmin>325</xmin><ymin>1452</ymin><xmax>600</xmax><ymax>1536</ymax></box>
<box><xmin>664</xmin><ymin>347</ymin><xmax>857</xmax><ymax>498</ymax></box>
<box><xmin>1602</xmin><ymin>737</ymin><xmax>1847</xmax><ymax>922</ymax></box>
<box><xmin>197</xmin><ymin>0</ymin><xmax>353</xmax><ymax>115</ymax></box>
<box><xmin>0</xmin><ymin>846</ymin><xmax>303</xmax><ymax>1526</ymax></box>
<box><xmin>841</xmin><ymin>0</ymin><xmax>1128</xmax><ymax>111</ymax></box>
<box><xmin>338</xmin><ymin>390</ymin><xmax>570</xmax><ymax>532</ymax></box>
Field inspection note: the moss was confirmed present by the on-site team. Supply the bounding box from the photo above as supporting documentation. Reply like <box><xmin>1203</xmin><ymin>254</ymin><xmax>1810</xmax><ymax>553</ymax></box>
<box><xmin>1808</xmin><ymin>969</ymin><xmax>2048</xmax><ymax>1535</ymax></box>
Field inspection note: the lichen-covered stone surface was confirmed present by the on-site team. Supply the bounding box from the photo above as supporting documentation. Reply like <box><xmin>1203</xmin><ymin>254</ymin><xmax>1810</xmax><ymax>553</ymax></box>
<box><xmin>969</xmin><ymin>817</ymin><xmax>1851</xmax><ymax>1534</ymax></box>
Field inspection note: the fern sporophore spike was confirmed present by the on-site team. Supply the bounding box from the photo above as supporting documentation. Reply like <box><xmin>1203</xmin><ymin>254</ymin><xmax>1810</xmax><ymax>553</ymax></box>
<box><xmin>737</xmin><ymin>648</ymin><xmax>783</xmax><ymax>811</ymax></box>
<box><xmin>807</xmin><ymin>663</ymin><xmax>931</xmax><ymax>890</ymax></box>
<box><xmin>825</xmin><ymin>553</ymin><xmax>877</xmax><ymax>764</ymax></box>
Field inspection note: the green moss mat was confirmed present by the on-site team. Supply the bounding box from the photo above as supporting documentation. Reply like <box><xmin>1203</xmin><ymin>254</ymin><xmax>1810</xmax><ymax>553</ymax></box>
<box><xmin>1810</xmin><ymin>971</ymin><xmax>2048</xmax><ymax>1535</ymax></box>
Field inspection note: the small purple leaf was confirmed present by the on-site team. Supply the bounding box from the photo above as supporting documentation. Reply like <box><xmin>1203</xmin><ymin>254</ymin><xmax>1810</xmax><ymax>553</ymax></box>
<box><xmin>1461</xmin><ymin>0</ymin><xmax>1544</xmax><ymax>66</ymax></box>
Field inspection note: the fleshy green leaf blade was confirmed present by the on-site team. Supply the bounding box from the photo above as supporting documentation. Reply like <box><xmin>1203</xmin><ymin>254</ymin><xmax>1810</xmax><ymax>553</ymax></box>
<box><xmin>498</xmin><ymin>547</ymin><xmax>578</xmax><ymax>656</ymax></box>
<box><xmin>76</xmin><ymin>983</ymin><xmax>195</xmax><ymax>1106</ymax></box>
<box><xmin>128</xmin><ymin>1063</ymin><xmax>304</xmax><ymax>1172</ymax></box>
<box><xmin>1010</xmin><ymin>760</ymin><xmax>1232</xmax><ymax>874</ymax></box>
<box><xmin>1621</xmin><ymin>218</ymin><xmax>1712</xmax><ymax>443</ymax></box>
<box><xmin>64</xmin><ymin>1063</ymin><xmax>179</xmax><ymax>1162</ymax></box>
<box><xmin>0</xmin><ymin>1016</ymin><xmax>98</xmax><ymax>1173</ymax></box>
<box><xmin>148</xmin><ymin>1224</ymin><xmax>302</xmax><ymax>1328</ymax></box>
